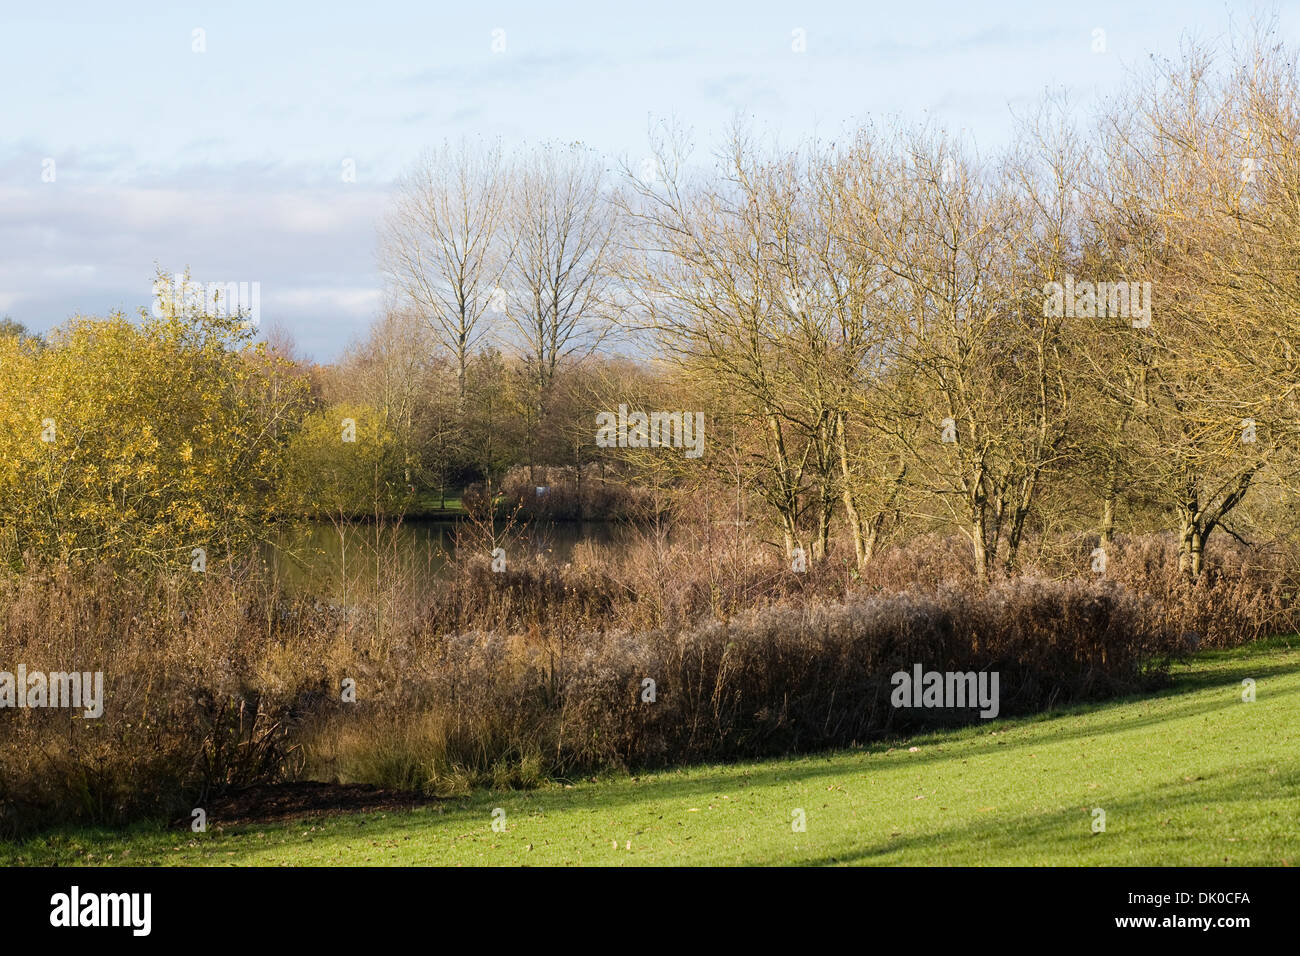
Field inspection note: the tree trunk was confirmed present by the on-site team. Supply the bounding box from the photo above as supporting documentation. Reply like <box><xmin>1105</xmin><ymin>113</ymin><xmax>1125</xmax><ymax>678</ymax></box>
<box><xmin>1178</xmin><ymin>513</ymin><xmax>1206</xmax><ymax>579</ymax></box>
<box><xmin>834</xmin><ymin>411</ymin><xmax>868</xmax><ymax>568</ymax></box>
<box><xmin>1099</xmin><ymin>472</ymin><xmax>1117</xmax><ymax>548</ymax></box>
<box><xmin>971</xmin><ymin>516</ymin><xmax>989</xmax><ymax>584</ymax></box>
<box><xmin>814</xmin><ymin>505</ymin><xmax>831</xmax><ymax>560</ymax></box>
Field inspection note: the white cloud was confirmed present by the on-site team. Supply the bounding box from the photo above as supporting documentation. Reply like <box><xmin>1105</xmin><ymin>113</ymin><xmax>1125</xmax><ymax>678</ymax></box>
<box><xmin>270</xmin><ymin>286</ymin><xmax>383</xmax><ymax>314</ymax></box>
<box><xmin>0</xmin><ymin>173</ymin><xmax>388</xmax><ymax>358</ymax></box>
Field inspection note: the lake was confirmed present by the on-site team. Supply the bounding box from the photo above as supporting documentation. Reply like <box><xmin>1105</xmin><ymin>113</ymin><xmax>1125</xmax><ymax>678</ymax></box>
<box><xmin>265</xmin><ymin>519</ymin><xmax>623</xmax><ymax>595</ymax></box>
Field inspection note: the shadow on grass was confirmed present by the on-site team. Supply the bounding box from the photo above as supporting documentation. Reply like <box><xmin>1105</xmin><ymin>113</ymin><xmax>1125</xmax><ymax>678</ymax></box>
<box><xmin>196</xmin><ymin>670</ymin><xmax>1300</xmax><ymax>865</ymax></box>
<box><xmin>6</xmin><ymin>642</ymin><xmax>1299</xmax><ymax>864</ymax></box>
<box><xmin>780</xmin><ymin>757</ymin><xmax>1300</xmax><ymax>867</ymax></box>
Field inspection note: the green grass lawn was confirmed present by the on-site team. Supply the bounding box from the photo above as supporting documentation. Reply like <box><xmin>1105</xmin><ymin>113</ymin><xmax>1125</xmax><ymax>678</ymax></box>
<box><xmin>406</xmin><ymin>493</ymin><xmax>464</xmax><ymax>518</ymax></box>
<box><xmin>6</xmin><ymin>638</ymin><xmax>1299</xmax><ymax>866</ymax></box>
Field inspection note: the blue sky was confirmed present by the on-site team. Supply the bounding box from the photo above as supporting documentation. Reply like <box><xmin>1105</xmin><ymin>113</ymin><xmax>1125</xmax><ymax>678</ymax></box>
<box><xmin>0</xmin><ymin>0</ymin><xmax>1290</xmax><ymax>360</ymax></box>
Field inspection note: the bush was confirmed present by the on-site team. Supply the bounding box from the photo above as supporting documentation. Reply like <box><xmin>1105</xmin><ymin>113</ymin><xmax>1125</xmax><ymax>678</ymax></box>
<box><xmin>0</xmin><ymin>294</ymin><xmax>309</xmax><ymax>572</ymax></box>
<box><xmin>854</xmin><ymin>531</ymin><xmax>1300</xmax><ymax>649</ymax></box>
<box><xmin>469</xmin><ymin>470</ymin><xmax>654</xmax><ymax>522</ymax></box>
<box><xmin>0</xmin><ymin>557</ymin><xmax>1183</xmax><ymax>836</ymax></box>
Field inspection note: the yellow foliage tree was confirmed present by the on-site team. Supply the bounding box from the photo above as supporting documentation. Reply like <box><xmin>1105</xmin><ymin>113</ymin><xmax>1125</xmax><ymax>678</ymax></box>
<box><xmin>0</xmin><ymin>272</ymin><xmax>310</xmax><ymax>572</ymax></box>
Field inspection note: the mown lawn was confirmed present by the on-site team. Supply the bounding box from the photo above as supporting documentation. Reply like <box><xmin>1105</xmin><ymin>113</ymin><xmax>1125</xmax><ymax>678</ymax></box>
<box><xmin>406</xmin><ymin>493</ymin><xmax>464</xmax><ymax>518</ymax></box>
<box><xmin>5</xmin><ymin>638</ymin><xmax>1298</xmax><ymax>866</ymax></box>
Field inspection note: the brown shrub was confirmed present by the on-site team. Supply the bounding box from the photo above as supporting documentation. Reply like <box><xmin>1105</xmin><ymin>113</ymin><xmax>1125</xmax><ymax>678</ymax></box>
<box><xmin>0</xmin><ymin>554</ymin><xmax>1182</xmax><ymax>836</ymax></box>
<box><xmin>853</xmin><ymin>531</ymin><xmax>1300</xmax><ymax>649</ymax></box>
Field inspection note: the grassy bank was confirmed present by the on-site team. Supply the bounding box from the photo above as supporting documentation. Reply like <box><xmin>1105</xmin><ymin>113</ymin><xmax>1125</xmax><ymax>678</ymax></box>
<box><xmin>405</xmin><ymin>494</ymin><xmax>463</xmax><ymax>519</ymax></box>
<box><xmin>6</xmin><ymin>637</ymin><xmax>1296</xmax><ymax>867</ymax></box>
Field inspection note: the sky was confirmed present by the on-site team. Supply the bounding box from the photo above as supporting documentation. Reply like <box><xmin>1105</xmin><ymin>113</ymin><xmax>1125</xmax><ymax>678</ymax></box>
<box><xmin>1</xmin><ymin>0</ymin><xmax>1294</xmax><ymax>361</ymax></box>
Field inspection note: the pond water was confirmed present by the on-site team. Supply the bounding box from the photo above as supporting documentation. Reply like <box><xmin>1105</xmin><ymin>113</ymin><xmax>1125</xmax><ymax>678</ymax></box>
<box><xmin>265</xmin><ymin>519</ymin><xmax>623</xmax><ymax>595</ymax></box>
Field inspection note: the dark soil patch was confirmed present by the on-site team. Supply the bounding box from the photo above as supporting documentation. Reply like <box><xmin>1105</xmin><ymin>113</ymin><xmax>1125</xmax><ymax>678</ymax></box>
<box><xmin>172</xmin><ymin>782</ymin><xmax>438</xmax><ymax>829</ymax></box>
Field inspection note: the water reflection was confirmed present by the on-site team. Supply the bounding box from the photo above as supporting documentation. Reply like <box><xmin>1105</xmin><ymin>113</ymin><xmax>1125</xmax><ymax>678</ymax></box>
<box><xmin>265</xmin><ymin>519</ymin><xmax>621</xmax><ymax>595</ymax></box>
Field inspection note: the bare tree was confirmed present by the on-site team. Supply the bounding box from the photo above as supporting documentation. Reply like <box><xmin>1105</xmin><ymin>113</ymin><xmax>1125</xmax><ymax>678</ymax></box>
<box><xmin>1079</xmin><ymin>37</ymin><xmax>1299</xmax><ymax>577</ymax></box>
<box><xmin>500</xmin><ymin>143</ymin><xmax>620</xmax><ymax>476</ymax></box>
<box><xmin>381</xmin><ymin>139</ymin><xmax>510</xmax><ymax>404</ymax></box>
<box><xmin>622</xmin><ymin>123</ymin><xmax>815</xmax><ymax>559</ymax></box>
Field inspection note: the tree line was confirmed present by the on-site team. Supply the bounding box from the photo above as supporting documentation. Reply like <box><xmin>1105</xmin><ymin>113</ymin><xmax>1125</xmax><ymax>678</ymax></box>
<box><xmin>4</xmin><ymin>31</ymin><xmax>1300</xmax><ymax>580</ymax></box>
<box><xmin>370</xmin><ymin>32</ymin><xmax>1300</xmax><ymax>580</ymax></box>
